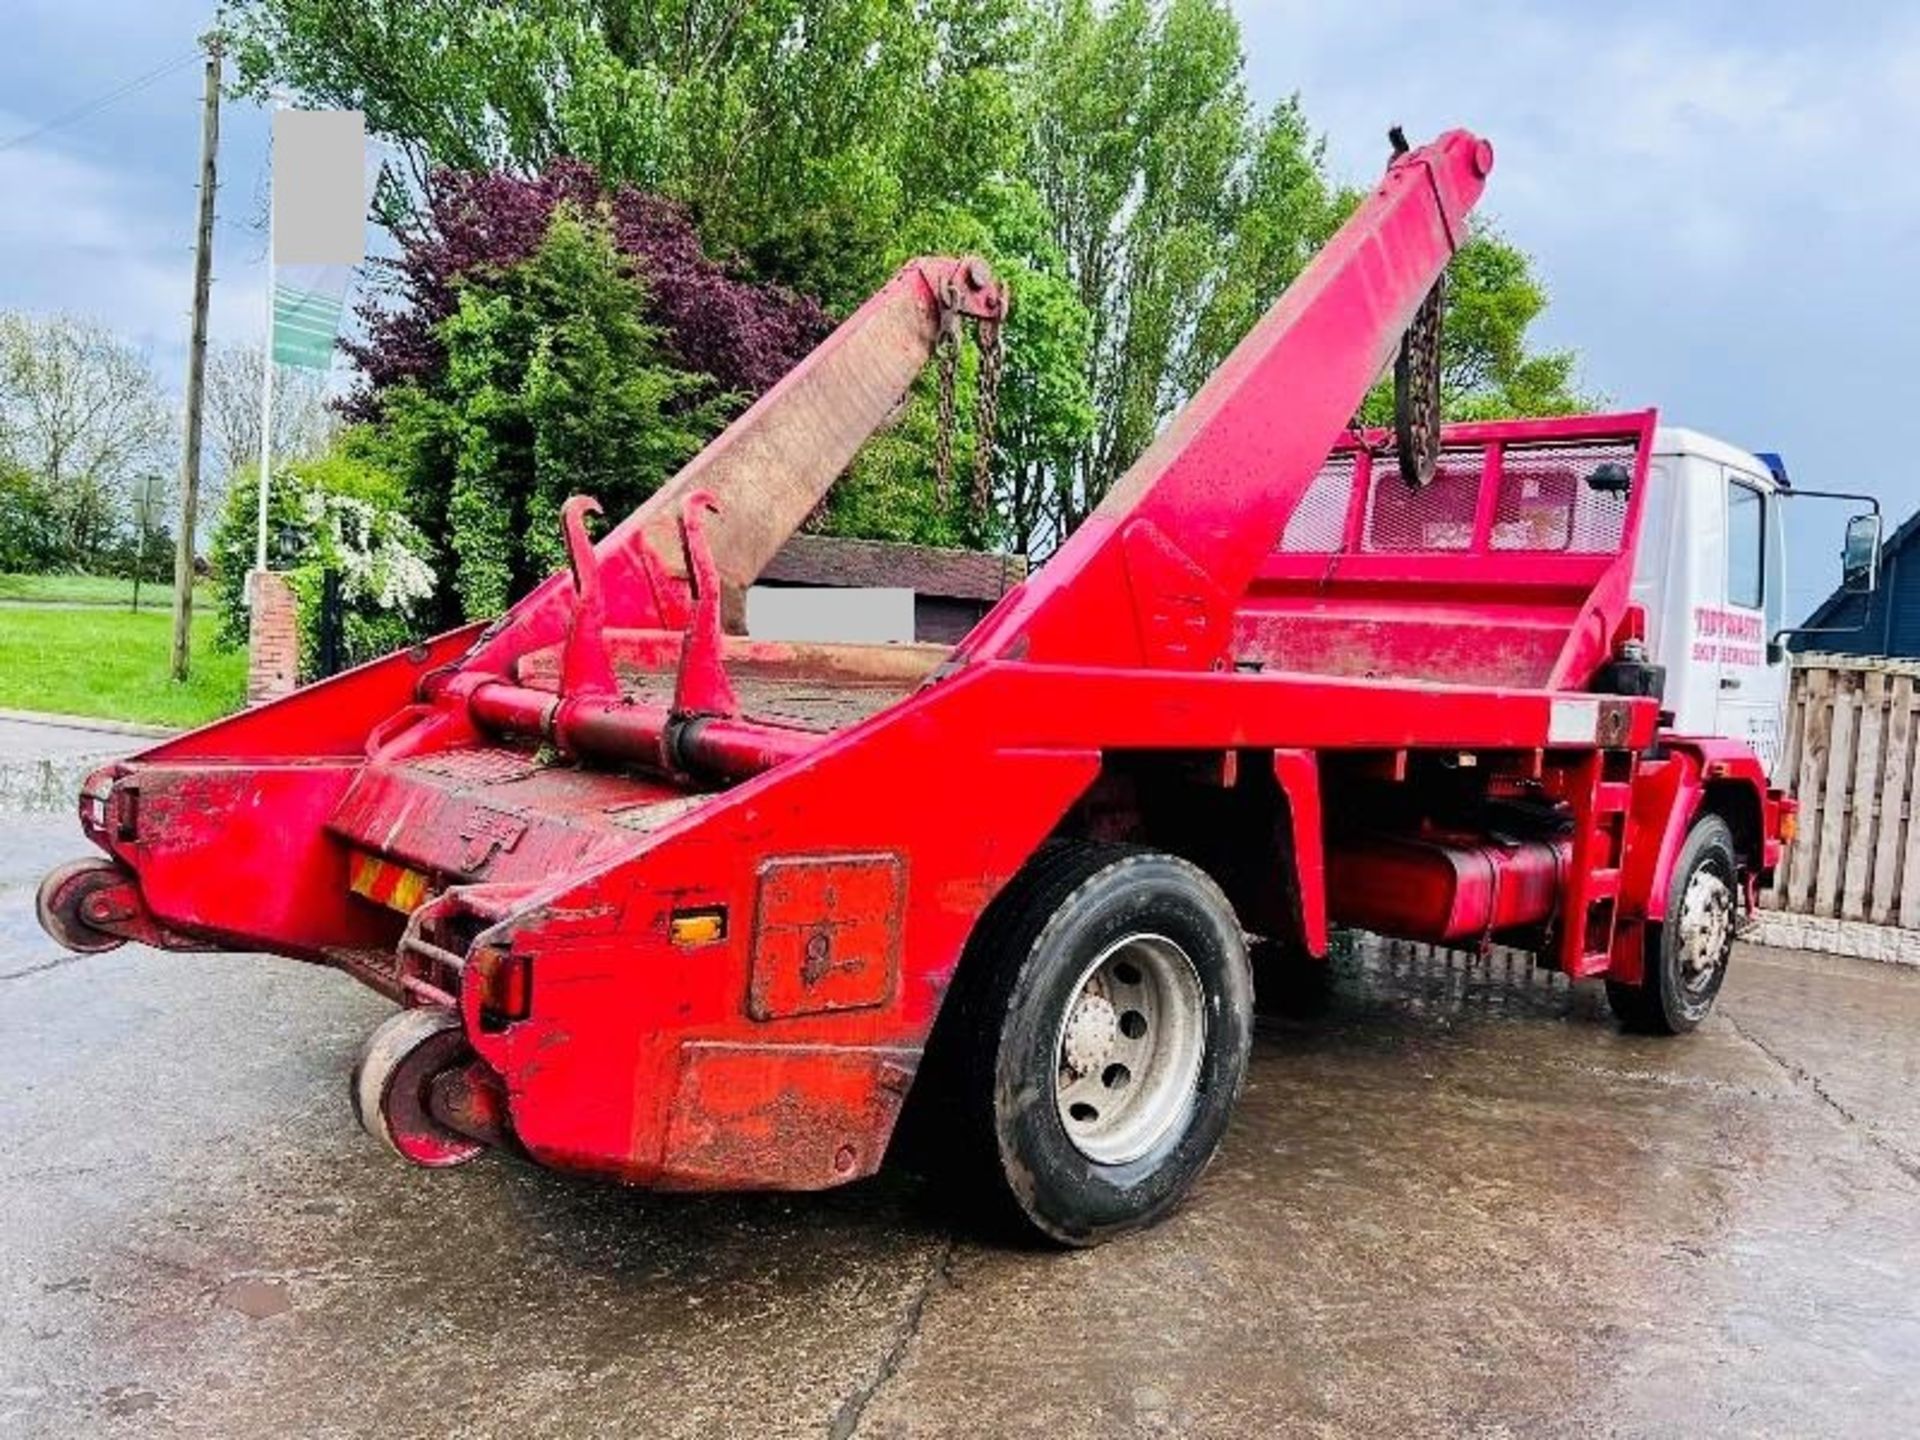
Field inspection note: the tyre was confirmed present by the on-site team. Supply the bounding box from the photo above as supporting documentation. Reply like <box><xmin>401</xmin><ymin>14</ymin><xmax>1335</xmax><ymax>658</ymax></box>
<box><xmin>947</xmin><ymin>842</ymin><xmax>1254</xmax><ymax>1246</ymax></box>
<box><xmin>1606</xmin><ymin>813</ymin><xmax>1737</xmax><ymax>1035</ymax></box>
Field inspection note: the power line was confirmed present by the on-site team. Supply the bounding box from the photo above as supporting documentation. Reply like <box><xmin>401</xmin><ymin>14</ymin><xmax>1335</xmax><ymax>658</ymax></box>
<box><xmin>0</xmin><ymin>51</ymin><xmax>202</xmax><ymax>156</ymax></box>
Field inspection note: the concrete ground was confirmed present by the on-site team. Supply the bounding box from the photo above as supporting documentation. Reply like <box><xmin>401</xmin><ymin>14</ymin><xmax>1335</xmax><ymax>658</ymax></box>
<box><xmin>0</xmin><ymin>716</ymin><xmax>141</xmax><ymax>760</ymax></box>
<box><xmin>5</xmin><ymin>803</ymin><xmax>1920</xmax><ymax>1437</ymax></box>
<box><xmin>0</xmin><ymin>713</ymin><xmax>157</xmax><ymax>812</ymax></box>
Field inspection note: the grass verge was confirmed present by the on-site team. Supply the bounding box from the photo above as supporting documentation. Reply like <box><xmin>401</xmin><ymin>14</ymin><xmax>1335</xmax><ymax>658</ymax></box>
<box><xmin>0</xmin><ymin>572</ymin><xmax>212</xmax><ymax>606</ymax></box>
<box><xmin>0</xmin><ymin>605</ymin><xmax>245</xmax><ymax>728</ymax></box>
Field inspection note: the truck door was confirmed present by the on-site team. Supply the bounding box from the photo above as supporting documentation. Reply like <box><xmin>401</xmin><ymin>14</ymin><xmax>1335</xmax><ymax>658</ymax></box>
<box><xmin>1714</xmin><ymin>470</ymin><xmax>1787</xmax><ymax>772</ymax></box>
<box><xmin>1634</xmin><ymin>453</ymin><xmax>1709</xmax><ymax>735</ymax></box>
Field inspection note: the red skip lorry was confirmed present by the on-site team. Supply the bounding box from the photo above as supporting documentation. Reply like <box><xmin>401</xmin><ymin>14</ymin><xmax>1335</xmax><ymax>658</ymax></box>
<box><xmin>37</xmin><ymin>129</ymin><xmax>1790</xmax><ymax>1244</ymax></box>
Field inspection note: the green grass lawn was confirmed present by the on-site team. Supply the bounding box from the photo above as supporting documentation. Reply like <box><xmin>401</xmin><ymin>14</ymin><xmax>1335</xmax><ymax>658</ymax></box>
<box><xmin>0</xmin><ymin>572</ymin><xmax>212</xmax><ymax>606</ymax></box>
<box><xmin>0</xmin><ymin>604</ymin><xmax>246</xmax><ymax>728</ymax></box>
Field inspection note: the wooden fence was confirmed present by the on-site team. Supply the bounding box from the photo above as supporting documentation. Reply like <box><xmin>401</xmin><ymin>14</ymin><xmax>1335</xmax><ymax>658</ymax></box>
<box><xmin>1766</xmin><ymin>655</ymin><xmax>1920</xmax><ymax>928</ymax></box>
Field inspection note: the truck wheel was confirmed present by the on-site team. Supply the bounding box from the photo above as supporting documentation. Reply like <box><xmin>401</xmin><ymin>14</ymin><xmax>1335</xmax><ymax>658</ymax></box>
<box><xmin>1606</xmin><ymin>814</ymin><xmax>1737</xmax><ymax>1035</ymax></box>
<box><xmin>350</xmin><ymin>1007</ymin><xmax>486</xmax><ymax>1168</ymax></box>
<box><xmin>952</xmin><ymin>843</ymin><xmax>1253</xmax><ymax>1246</ymax></box>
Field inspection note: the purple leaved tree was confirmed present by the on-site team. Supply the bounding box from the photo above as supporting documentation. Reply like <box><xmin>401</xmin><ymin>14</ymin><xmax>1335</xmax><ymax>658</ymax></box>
<box><xmin>344</xmin><ymin>161</ymin><xmax>831</xmax><ymax>419</ymax></box>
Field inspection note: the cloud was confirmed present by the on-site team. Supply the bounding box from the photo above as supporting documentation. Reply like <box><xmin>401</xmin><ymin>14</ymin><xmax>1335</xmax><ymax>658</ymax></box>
<box><xmin>1243</xmin><ymin>2</ymin><xmax>1920</xmax><ymax>266</ymax></box>
<box><xmin>0</xmin><ymin>121</ymin><xmax>178</xmax><ymax>338</ymax></box>
<box><xmin>1236</xmin><ymin>0</ymin><xmax>1920</xmax><ymax>615</ymax></box>
<box><xmin>0</xmin><ymin>113</ymin><xmax>268</xmax><ymax>390</ymax></box>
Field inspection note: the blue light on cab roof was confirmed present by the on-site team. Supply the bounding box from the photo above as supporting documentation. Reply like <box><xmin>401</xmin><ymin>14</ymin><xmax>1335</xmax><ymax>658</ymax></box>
<box><xmin>1754</xmin><ymin>451</ymin><xmax>1790</xmax><ymax>489</ymax></box>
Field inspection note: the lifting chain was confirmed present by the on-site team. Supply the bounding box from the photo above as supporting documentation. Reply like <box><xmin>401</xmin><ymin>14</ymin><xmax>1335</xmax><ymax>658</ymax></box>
<box><xmin>973</xmin><ymin>319</ymin><xmax>1004</xmax><ymax>518</ymax></box>
<box><xmin>932</xmin><ymin>311</ymin><xmax>1006</xmax><ymax>519</ymax></box>
<box><xmin>933</xmin><ymin>315</ymin><xmax>960</xmax><ymax>503</ymax></box>
<box><xmin>1394</xmin><ymin>272</ymin><xmax>1444</xmax><ymax>488</ymax></box>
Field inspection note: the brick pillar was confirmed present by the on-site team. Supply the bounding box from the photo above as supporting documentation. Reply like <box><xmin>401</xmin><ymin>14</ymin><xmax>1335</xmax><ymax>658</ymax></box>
<box><xmin>246</xmin><ymin>569</ymin><xmax>299</xmax><ymax>705</ymax></box>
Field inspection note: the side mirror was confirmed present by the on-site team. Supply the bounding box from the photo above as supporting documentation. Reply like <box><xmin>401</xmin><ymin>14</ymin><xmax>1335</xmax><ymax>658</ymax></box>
<box><xmin>1843</xmin><ymin>512</ymin><xmax>1881</xmax><ymax>595</ymax></box>
<box><xmin>1586</xmin><ymin>462</ymin><xmax>1631</xmax><ymax>494</ymax></box>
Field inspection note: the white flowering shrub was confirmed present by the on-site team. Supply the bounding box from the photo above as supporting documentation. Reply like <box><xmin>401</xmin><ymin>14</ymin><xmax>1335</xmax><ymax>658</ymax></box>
<box><xmin>212</xmin><ymin>442</ymin><xmax>439</xmax><ymax>680</ymax></box>
<box><xmin>298</xmin><ymin>487</ymin><xmax>437</xmax><ymax>616</ymax></box>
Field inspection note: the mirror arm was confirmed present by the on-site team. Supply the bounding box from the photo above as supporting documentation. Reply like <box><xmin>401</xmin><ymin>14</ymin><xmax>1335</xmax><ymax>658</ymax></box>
<box><xmin>1759</xmin><ymin>485</ymin><xmax>1889</xmax><ymax>654</ymax></box>
<box><xmin>1769</xmin><ymin>489</ymin><xmax>1883</xmax><ymax>654</ymax></box>
<box><xmin>1772</xmin><ymin>621</ymin><xmax>1871</xmax><ymax>647</ymax></box>
<box><xmin>1781</xmin><ymin>488</ymin><xmax>1880</xmax><ymax>512</ymax></box>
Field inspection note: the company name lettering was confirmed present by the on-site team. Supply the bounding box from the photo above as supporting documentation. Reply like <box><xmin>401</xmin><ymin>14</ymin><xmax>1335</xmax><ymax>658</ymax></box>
<box><xmin>1692</xmin><ymin>605</ymin><xmax>1764</xmax><ymax>667</ymax></box>
<box><xmin>1693</xmin><ymin>606</ymin><xmax>1763</xmax><ymax>641</ymax></box>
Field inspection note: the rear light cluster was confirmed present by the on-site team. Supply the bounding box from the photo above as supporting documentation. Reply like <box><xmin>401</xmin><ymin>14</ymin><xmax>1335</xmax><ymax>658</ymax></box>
<box><xmin>473</xmin><ymin>946</ymin><xmax>533</xmax><ymax>1024</ymax></box>
<box><xmin>1771</xmin><ymin>790</ymin><xmax>1799</xmax><ymax>846</ymax></box>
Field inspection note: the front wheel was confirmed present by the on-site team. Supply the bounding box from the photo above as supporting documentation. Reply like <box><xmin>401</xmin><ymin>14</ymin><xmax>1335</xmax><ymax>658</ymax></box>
<box><xmin>1607</xmin><ymin>813</ymin><xmax>1737</xmax><ymax>1034</ymax></box>
<box><xmin>950</xmin><ymin>843</ymin><xmax>1254</xmax><ymax>1246</ymax></box>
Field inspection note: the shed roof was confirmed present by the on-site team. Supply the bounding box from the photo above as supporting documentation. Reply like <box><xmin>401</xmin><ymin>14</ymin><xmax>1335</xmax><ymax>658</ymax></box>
<box><xmin>762</xmin><ymin>534</ymin><xmax>1028</xmax><ymax>603</ymax></box>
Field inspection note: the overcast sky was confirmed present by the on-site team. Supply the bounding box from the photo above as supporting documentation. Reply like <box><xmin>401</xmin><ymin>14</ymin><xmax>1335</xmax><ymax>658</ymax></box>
<box><xmin>5</xmin><ymin>0</ymin><xmax>1914</xmax><ymax>617</ymax></box>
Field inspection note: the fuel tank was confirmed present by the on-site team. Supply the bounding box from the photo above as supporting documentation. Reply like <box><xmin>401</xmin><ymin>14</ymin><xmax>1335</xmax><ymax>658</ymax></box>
<box><xmin>1325</xmin><ymin>833</ymin><xmax>1572</xmax><ymax>944</ymax></box>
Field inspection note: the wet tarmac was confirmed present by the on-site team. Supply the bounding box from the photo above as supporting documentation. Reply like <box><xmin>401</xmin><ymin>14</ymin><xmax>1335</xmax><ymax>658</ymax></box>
<box><xmin>5</xmin><ymin>808</ymin><xmax>1920</xmax><ymax>1437</ymax></box>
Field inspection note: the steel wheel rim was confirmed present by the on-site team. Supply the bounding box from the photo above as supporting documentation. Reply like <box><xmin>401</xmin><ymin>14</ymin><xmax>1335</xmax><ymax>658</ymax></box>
<box><xmin>1676</xmin><ymin>865</ymin><xmax>1734</xmax><ymax>1000</ymax></box>
<box><xmin>1053</xmin><ymin>932</ymin><xmax>1207</xmax><ymax>1165</ymax></box>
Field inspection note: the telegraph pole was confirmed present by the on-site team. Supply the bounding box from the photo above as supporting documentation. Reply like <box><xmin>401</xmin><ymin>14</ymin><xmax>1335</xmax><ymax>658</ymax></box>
<box><xmin>171</xmin><ymin>30</ymin><xmax>221</xmax><ymax>682</ymax></box>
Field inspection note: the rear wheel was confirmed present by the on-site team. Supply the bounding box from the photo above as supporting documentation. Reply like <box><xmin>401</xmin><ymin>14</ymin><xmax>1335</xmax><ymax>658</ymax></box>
<box><xmin>949</xmin><ymin>843</ymin><xmax>1253</xmax><ymax>1246</ymax></box>
<box><xmin>1607</xmin><ymin>814</ymin><xmax>1737</xmax><ymax>1034</ymax></box>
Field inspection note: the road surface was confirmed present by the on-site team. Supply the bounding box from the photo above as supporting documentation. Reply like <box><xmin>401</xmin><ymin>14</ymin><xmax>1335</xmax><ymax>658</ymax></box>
<box><xmin>4</xmin><ymin>806</ymin><xmax>1919</xmax><ymax>1437</ymax></box>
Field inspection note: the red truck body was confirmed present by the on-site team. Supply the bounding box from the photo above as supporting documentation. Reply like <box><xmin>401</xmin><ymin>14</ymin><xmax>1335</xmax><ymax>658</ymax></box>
<box><xmin>38</xmin><ymin>129</ymin><xmax>1786</xmax><ymax>1231</ymax></box>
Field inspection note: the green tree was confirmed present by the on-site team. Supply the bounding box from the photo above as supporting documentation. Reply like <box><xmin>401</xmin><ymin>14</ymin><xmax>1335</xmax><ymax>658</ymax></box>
<box><xmin>0</xmin><ymin>460</ymin><xmax>63</xmax><ymax>572</ymax></box>
<box><xmin>1026</xmin><ymin>0</ymin><xmax>1341</xmax><ymax>539</ymax></box>
<box><xmin>0</xmin><ymin>313</ymin><xmax>169</xmax><ymax>570</ymax></box>
<box><xmin>1354</xmin><ymin>218</ymin><xmax>1590</xmax><ymax>426</ymax></box>
<box><xmin>202</xmin><ymin>341</ymin><xmax>336</xmax><ymax>516</ymax></box>
<box><xmin>1436</xmin><ymin>223</ymin><xmax>1586</xmax><ymax>419</ymax></box>
<box><xmin>233</xmin><ymin>0</ymin><xmax>1588</xmax><ymax>561</ymax></box>
<box><xmin>228</xmin><ymin>0</ymin><xmax>1028</xmax><ymax>309</ymax></box>
<box><xmin>373</xmin><ymin>206</ymin><xmax>731</xmax><ymax>619</ymax></box>
<box><xmin>1185</xmin><ymin>96</ymin><xmax>1342</xmax><ymax>391</ymax></box>
<box><xmin>823</xmin><ymin>178</ymin><xmax>1097</xmax><ymax>554</ymax></box>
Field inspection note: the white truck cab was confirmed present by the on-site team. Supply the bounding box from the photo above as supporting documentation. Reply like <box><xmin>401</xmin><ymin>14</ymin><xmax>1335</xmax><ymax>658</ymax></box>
<box><xmin>1631</xmin><ymin>427</ymin><xmax>1881</xmax><ymax>776</ymax></box>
